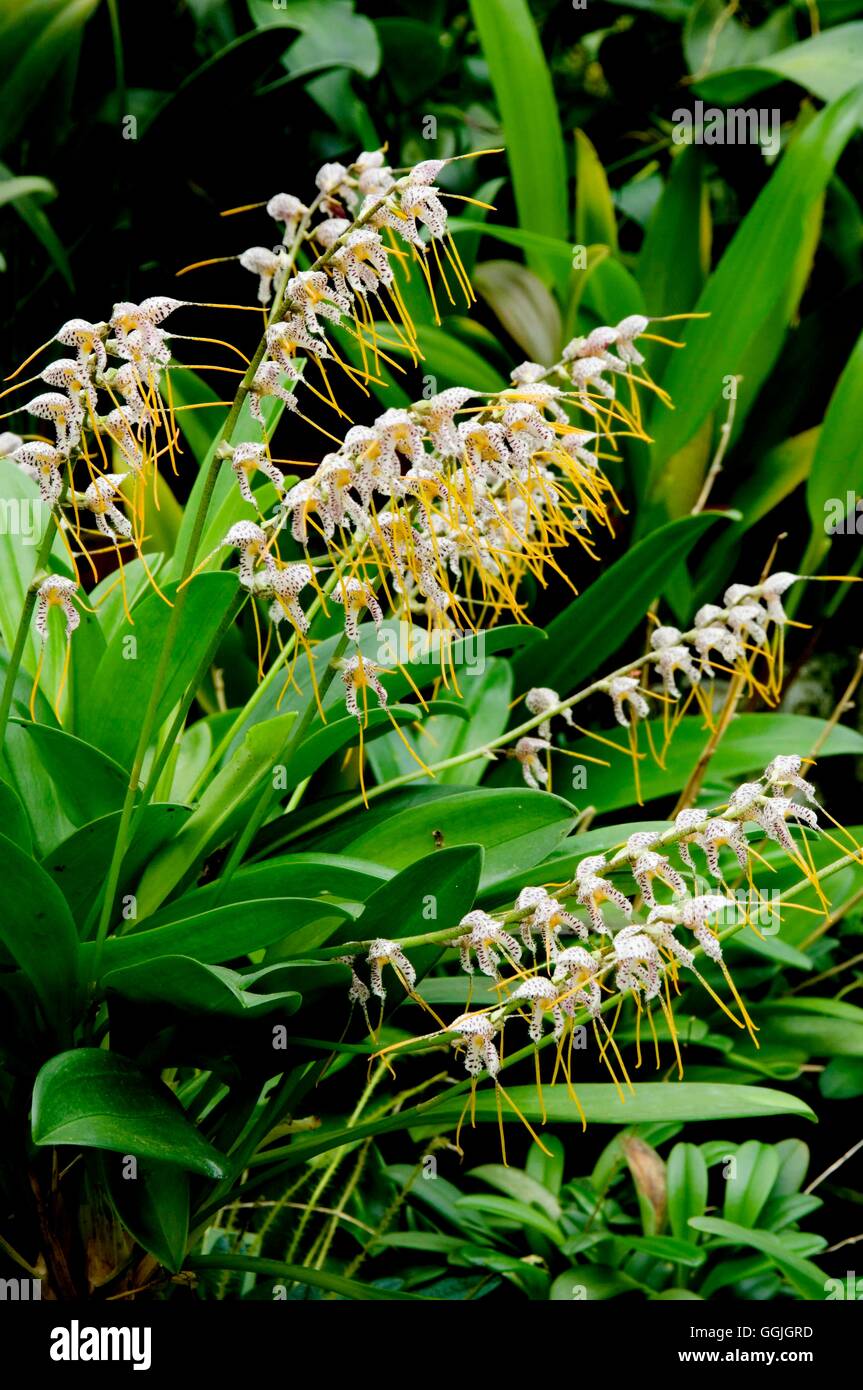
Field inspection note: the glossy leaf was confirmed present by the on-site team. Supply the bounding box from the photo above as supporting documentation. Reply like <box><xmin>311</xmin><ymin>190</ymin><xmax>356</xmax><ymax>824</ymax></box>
<box><xmin>32</xmin><ymin>1049</ymin><xmax>229</xmax><ymax>1178</ymax></box>
<box><xmin>0</xmin><ymin>832</ymin><xmax>78</xmax><ymax>1035</ymax></box>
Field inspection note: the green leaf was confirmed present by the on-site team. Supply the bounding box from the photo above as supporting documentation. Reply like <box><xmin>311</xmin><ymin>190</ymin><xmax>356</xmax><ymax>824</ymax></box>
<box><xmin>448</xmin><ymin>216</ymin><xmax>575</xmax><ymax>276</ymax></box>
<box><xmin>637</xmin><ymin>146</ymin><xmax>710</xmax><ymax>373</ymax></box>
<box><xmin>343</xmin><ymin>787</ymin><xmax>575</xmax><ymax>891</ymax></box>
<box><xmin>407</xmin><ymin>323</ymin><xmax>507</xmax><ymax>393</ymax></box>
<box><xmin>41</xmin><ymin>805</ymin><xmax>191</xmax><ymax>929</ymax></box>
<box><xmin>134</xmin><ymin>712</ymin><xmax>297</xmax><ymax>918</ymax></box>
<box><xmin>694</xmin><ymin>22</ymin><xmax>863</xmax><ymax>105</ymax></box>
<box><xmin>757</xmin><ymin>997</ymin><xmax>863</xmax><ymax>1057</ymax></box>
<box><xmin>473</xmin><ymin>260</ymin><xmax>562</xmax><ymax>363</ymax></box>
<box><xmin>820</xmin><ymin>1057</ymin><xmax>863</xmax><ymax>1099</ymax></box>
<box><xmin>645</xmin><ymin>85</ymin><xmax>863</xmax><ymax>526</ymax></box>
<box><xmin>0</xmin><ymin>775</ymin><xmax>31</xmax><ymax>852</ymax></box>
<box><xmin>425</xmin><ymin>1083</ymin><xmax>817</xmax><ymax>1127</ymax></box>
<box><xmin>468</xmin><ymin>1163</ymin><xmax>561</xmax><ymax>1220</ymax></box>
<box><xmin>688</xmin><ymin>1217</ymin><xmax>826</xmax><ymax>1299</ymax></box>
<box><xmin>626</xmin><ymin>1234</ymin><xmax>706</xmax><ymax>1268</ymax></box>
<box><xmin>697</xmin><ymin>427</ymin><xmax>819</xmax><ymax>603</ymax></box>
<box><xmin>667</xmin><ymin>1142</ymin><xmax>708</xmax><ymax>1244</ymax></box>
<box><xmin>78</xmin><ymin>897</ymin><xmax>352</xmax><ymax>984</ymax></box>
<box><xmin>343</xmin><ymin>844</ymin><xmax>482</xmax><ymax>947</ymax></box>
<box><xmin>0</xmin><ymin>173</ymin><xmax>55</xmax><ymax>206</ymax></box>
<box><xmin>456</xmin><ymin>1246</ymin><xmax>550</xmax><ymax>1299</ymax></box>
<box><xmin>12</xmin><ymin>723</ymin><xmax>128</xmax><ymax>824</ymax></box>
<box><xmin>0</xmin><ymin>832</ymin><xmax>78</xmax><ymax>1035</ymax></box>
<box><xmin>723</xmin><ymin>1140</ymin><xmax>780</xmax><ymax>1228</ymax></box>
<box><xmin>526</xmin><ymin>1132</ymin><xmax>565</xmax><ymax>1199</ymax></box>
<box><xmin>575</xmin><ymin>129</ymin><xmax>618</xmax><ymax>252</ymax></box>
<box><xmin>550</xmin><ymin>1265</ymin><xmax>644</xmax><ymax>1300</ymax></box>
<box><xmin>804</xmin><ymin>324</ymin><xmax>863</xmax><ymax>570</ymax></box>
<box><xmin>32</xmin><ymin>1050</ymin><xmax>229</xmax><ymax>1179</ymax></box>
<box><xmin>0</xmin><ymin>0</ymin><xmax>100</xmax><ymax>151</ymax></box>
<box><xmin>468</xmin><ymin>0</ymin><xmax>569</xmax><ymax>294</ymax></box>
<box><xmin>139</xmin><ymin>853</ymin><xmax>390</xmax><ymax>930</ymax></box>
<box><xmin>282</xmin><ymin>1083</ymin><xmax>816</xmax><ymax>1169</ymax></box>
<box><xmin>515</xmin><ymin>512</ymin><xmax>728</xmax><ymax>691</ymax></box>
<box><xmin>102</xmin><ymin>955</ymin><xmax>303</xmax><ymax>1018</ymax></box>
<box><xmin>456</xmin><ymin>1194</ymin><xmax>563</xmax><ymax>1245</ymax></box>
<box><xmin>102</xmin><ymin>1155</ymin><xmax>189</xmax><ymax>1274</ymax></box>
<box><xmin>78</xmin><ymin>573</ymin><xmax>239</xmax><ymax>768</ymax></box>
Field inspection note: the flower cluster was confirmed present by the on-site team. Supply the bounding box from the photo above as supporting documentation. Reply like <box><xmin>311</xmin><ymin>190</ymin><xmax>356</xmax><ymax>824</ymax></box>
<box><xmin>356</xmin><ymin>754</ymin><xmax>849</xmax><ymax>1157</ymax></box>
<box><xmin>510</xmin><ymin>573</ymin><xmax>808</xmax><ymax>796</ymax></box>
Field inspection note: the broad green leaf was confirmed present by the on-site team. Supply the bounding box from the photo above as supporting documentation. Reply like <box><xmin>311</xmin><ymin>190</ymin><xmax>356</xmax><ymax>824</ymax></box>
<box><xmin>645</xmin><ymin>86</ymin><xmax>863</xmax><ymax>526</ymax></box>
<box><xmin>0</xmin><ymin>0</ymin><xmax>100</xmax><ymax>151</ymax></box>
<box><xmin>468</xmin><ymin>0</ymin><xmax>569</xmax><ymax>295</ymax></box>
<box><xmin>695</xmin><ymin>22</ymin><xmax>863</xmax><ymax>105</ymax></box>
<box><xmin>78</xmin><ymin>573</ymin><xmax>239</xmax><ymax>768</ymax></box>
<box><xmin>78</xmin><ymin>897</ymin><xmax>352</xmax><ymax>984</ymax></box>
<box><xmin>134</xmin><ymin>712</ymin><xmax>297</xmax><ymax>917</ymax></box>
<box><xmin>684</xmin><ymin>0</ymin><xmax>796</xmax><ymax>78</ymax></box>
<box><xmin>689</xmin><ymin>1217</ymin><xmax>826</xmax><ymax>1299</ymax></box>
<box><xmin>0</xmin><ymin>832</ymin><xmax>78</xmax><ymax>1035</ymax></box>
<box><xmin>138</xmin><ymin>853</ymin><xmax>389</xmax><ymax>930</ymax></box>
<box><xmin>32</xmin><ymin>1050</ymin><xmax>229</xmax><ymax>1179</ymax></box>
<box><xmin>88</xmin><ymin>555</ymin><xmax>168</xmax><ymax>646</ymax></box>
<box><xmin>404</xmin><ymin>324</ymin><xmax>506</xmax><ymax>393</ymax></box>
<box><xmin>626</xmin><ymin>1234</ymin><xmax>706</xmax><ymax>1268</ymax></box>
<box><xmin>282</xmin><ymin>1083</ymin><xmax>816</xmax><ymax>1169</ymax></box>
<box><xmin>456</xmin><ymin>1194</ymin><xmax>563</xmax><ymax>1245</ymax></box>
<box><xmin>473</xmin><ymin>260</ymin><xmax>562</xmax><ymax>363</ymax></box>
<box><xmin>804</xmin><ymin>324</ymin><xmax>863</xmax><ymax>570</ymax></box>
<box><xmin>343</xmin><ymin>787</ymin><xmax>575</xmax><ymax>891</ymax></box>
<box><xmin>757</xmin><ymin>997</ymin><xmax>863</xmax><ymax>1057</ymax></box>
<box><xmin>248</xmin><ymin>0</ymin><xmax>381</xmax><ymax>82</ymax></box>
<box><xmin>102</xmin><ymin>1155</ymin><xmax>189</xmax><ymax>1274</ymax></box>
<box><xmin>514</xmin><ymin>512</ymin><xmax>728</xmax><ymax>691</ymax></box>
<box><xmin>526</xmin><ymin>1132</ymin><xmax>565</xmax><ymax>1199</ymax></box>
<box><xmin>12</xmin><ymin>723</ymin><xmax>128</xmax><ymax>824</ymax></box>
<box><xmin>723</xmin><ymin>1140</ymin><xmax>780</xmax><ymax>1228</ymax></box>
<box><xmin>343</xmin><ymin>845</ymin><xmax>482</xmax><ymax>946</ymax></box>
<box><xmin>42</xmin><ymin>805</ymin><xmax>191</xmax><ymax>930</ymax></box>
<box><xmin>667</xmin><ymin>1142</ymin><xmax>708</xmax><ymax>1244</ymax></box>
<box><xmin>102</xmin><ymin>955</ymin><xmax>303</xmax><ymax>1018</ymax></box>
<box><xmin>456</xmin><ymin>1246</ymin><xmax>550</xmax><ymax>1299</ymax></box>
<box><xmin>468</xmin><ymin>1163</ymin><xmax>561</xmax><ymax>1220</ymax></box>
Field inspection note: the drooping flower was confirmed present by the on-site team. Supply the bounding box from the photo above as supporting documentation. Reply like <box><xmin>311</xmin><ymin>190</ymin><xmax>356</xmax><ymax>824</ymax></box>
<box><xmin>457</xmin><ymin>910</ymin><xmax>522</xmax><ymax>979</ymax></box>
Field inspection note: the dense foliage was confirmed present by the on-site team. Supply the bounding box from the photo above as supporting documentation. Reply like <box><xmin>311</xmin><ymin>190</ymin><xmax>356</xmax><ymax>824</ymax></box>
<box><xmin>1</xmin><ymin>0</ymin><xmax>862</xmax><ymax>1304</ymax></box>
